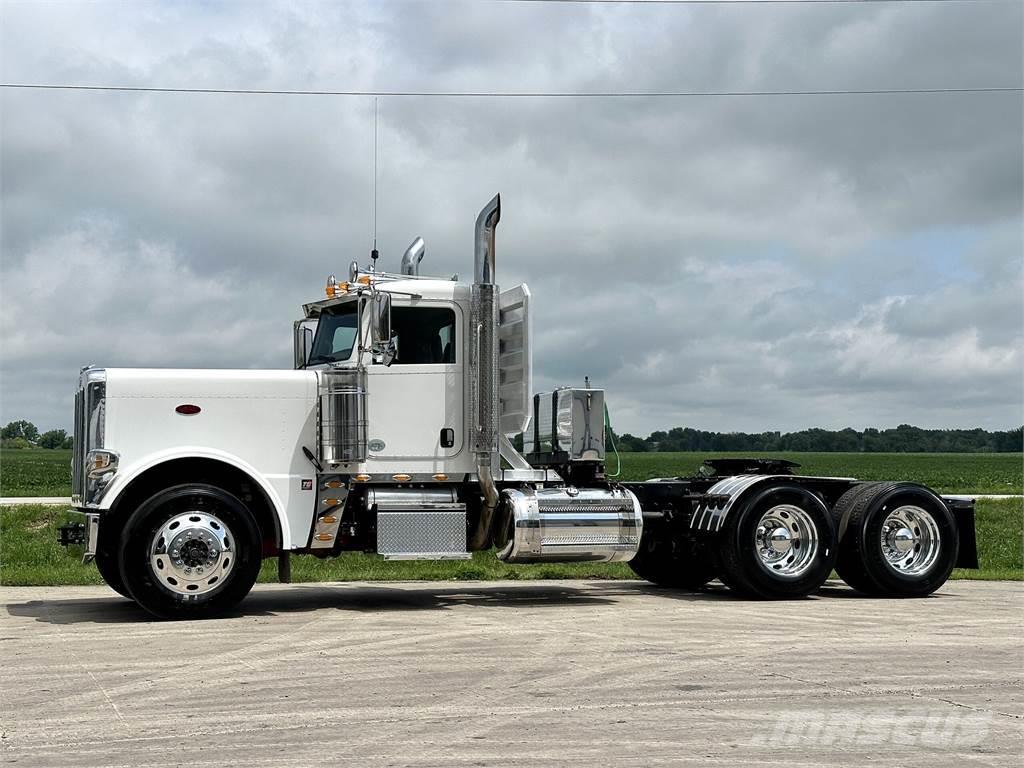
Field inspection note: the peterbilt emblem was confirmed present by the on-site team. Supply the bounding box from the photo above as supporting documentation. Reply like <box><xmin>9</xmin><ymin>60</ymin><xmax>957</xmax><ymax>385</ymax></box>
<box><xmin>368</xmin><ymin>439</ymin><xmax>386</xmax><ymax>452</ymax></box>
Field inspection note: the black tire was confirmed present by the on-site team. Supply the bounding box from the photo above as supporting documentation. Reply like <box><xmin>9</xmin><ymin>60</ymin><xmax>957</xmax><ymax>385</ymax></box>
<box><xmin>629</xmin><ymin>531</ymin><xmax>716</xmax><ymax>589</ymax></box>
<box><xmin>835</xmin><ymin>482</ymin><xmax>958</xmax><ymax>597</ymax></box>
<box><xmin>119</xmin><ymin>484</ymin><xmax>263</xmax><ymax>620</ymax></box>
<box><xmin>94</xmin><ymin>547</ymin><xmax>132</xmax><ymax>599</ymax></box>
<box><xmin>829</xmin><ymin>483</ymin><xmax>881</xmax><ymax>594</ymax></box>
<box><xmin>715</xmin><ymin>484</ymin><xmax>837</xmax><ymax>599</ymax></box>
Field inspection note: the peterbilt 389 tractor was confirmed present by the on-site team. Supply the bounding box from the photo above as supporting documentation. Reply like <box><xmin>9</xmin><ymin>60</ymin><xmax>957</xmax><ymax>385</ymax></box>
<box><xmin>60</xmin><ymin>194</ymin><xmax>978</xmax><ymax>619</ymax></box>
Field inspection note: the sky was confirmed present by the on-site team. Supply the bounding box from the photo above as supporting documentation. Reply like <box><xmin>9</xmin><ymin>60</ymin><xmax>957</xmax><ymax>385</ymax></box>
<box><xmin>1</xmin><ymin>0</ymin><xmax>1022</xmax><ymax>437</ymax></box>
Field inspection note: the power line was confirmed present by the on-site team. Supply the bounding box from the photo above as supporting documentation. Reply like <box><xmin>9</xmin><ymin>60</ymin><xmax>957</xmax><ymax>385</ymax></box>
<box><xmin>1</xmin><ymin>83</ymin><xmax>1019</xmax><ymax>98</ymax></box>
<box><xmin>492</xmin><ymin>0</ymin><xmax>1009</xmax><ymax>4</ymax></box>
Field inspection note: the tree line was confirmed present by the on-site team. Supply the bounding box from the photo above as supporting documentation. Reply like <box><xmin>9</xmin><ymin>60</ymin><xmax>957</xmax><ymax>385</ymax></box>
<box><xmin>1</xmin><ymin>420</ymin><xmax>73</xmax><ymax>450</ymax></box>
<box><xmin>4</xmin><ymin>418</ymin><xmax>1022</xmax><ymax>454</ymax></box>
<box><xmin>613</xmin><ymin>424</ymin><xmax>1023</xmax><ymax>453</ymax></box>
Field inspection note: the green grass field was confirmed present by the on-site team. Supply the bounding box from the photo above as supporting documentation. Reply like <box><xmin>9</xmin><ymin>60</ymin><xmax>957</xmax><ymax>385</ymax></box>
<box><xmin>1</xmin><ymin>499</ymin><xmax>1019</xmax><ymax>586</ymax></box>
<box><xmin>2</xmin><ymin>448</ymin><xmax>1022</xmax><ymax>496</ymax></box>
<box><xmin>1</xmin><ymin>449</ymin><xmax>73</xmax><ymax>496</ymax></box>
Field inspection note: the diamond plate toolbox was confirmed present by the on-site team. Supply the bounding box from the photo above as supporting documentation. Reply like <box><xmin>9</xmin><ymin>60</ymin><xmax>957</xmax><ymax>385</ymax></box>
<box><xmin>377</xmin><ymin>506</ymin><xmax>469</xmax><ymax>559</ymax></box>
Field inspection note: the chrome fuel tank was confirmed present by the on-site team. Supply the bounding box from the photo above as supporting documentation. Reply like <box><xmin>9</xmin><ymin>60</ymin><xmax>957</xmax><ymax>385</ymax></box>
<box><xmin>495</xmin><ymin>487</ymin><xmax>642</xmax><ymax>563</ymax></box>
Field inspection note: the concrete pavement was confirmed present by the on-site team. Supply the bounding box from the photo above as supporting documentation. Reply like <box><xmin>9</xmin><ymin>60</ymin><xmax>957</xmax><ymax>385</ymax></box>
<box><xmin>1</xmin><ymin>579</ymin><xmax>1022</xmax><ymax>767</ymax></box>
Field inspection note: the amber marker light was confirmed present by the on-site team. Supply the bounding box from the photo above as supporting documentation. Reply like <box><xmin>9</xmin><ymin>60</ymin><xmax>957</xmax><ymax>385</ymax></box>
<box><xmin>353</xmin><ymin>474</ymin><xmax>371</xmax><ymax>482</ymax></box>
<box><xmin>432</xmin><ymin>473</ymin><xmax>449</xmax><ymax>482</ymax></box>
<box><xmin>392</xmin><ymin>474</ymin><xmax>412</xmax><ymax>482</ymax></box>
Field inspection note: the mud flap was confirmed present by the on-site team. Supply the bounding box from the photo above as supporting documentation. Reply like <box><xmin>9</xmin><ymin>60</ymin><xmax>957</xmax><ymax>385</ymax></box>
<box><xmin>947</xmin><ymin>499</ymin><xmax>979</xmax><ymax>569</ymax></box>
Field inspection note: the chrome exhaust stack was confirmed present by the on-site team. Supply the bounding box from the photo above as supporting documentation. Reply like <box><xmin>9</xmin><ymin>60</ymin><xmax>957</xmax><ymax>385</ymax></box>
<box><xmin>468</xmin><ymin>194</ymin><xmax>501</xmax><ymax>549</ymax></box>
<box><xmin>399</xmin><ymin>237</ymin><xmax>425</xmax><ymax>276</ymax></box>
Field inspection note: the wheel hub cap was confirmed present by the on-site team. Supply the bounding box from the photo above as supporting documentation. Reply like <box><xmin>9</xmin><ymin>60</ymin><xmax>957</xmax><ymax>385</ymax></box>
<box><xmin>150</xmin><ymin>511</ymin><xmax>235</xmax><ymax>597</ymax></box>
<box><xmin>769</xmin><ymin>527</ymin><xmax>792</xmax><ymax>553</ymax></box>
<box><xmin>754</xmin><ymin>504</ymin><xmax>819</xmax><ymax>579</ymax></box>
<box><xmin>890</xmin><ymin>527</ymin><xmax>916</xmax><ymax>553</ymax></box>
<box><xmin>880</xmin><ymin>505</ymin><xmax>941</xmax><ymax>576</ymax></box>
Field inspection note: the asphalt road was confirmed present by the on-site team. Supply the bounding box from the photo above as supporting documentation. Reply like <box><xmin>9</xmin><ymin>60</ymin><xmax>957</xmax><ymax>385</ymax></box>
<box><xmin>1</xmin><ymin>580</ymin><xmax>1021</xmax><ymax>767</ymax></box>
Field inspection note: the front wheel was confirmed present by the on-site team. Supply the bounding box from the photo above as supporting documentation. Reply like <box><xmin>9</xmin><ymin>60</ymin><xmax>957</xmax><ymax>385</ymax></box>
<box><xmin>715</xmin><ymin>484</ymin><xmax>837</xmax><ymax>599</ymax></box>
<box><xmin>119</xmin><ymin>484</ymin><xmax>262</xmax><ymax>620</ymax></box>
<box><xmin>94</xmin><ymin>548</ymin><xmax>132</xmax><ymax>600</ymax></box>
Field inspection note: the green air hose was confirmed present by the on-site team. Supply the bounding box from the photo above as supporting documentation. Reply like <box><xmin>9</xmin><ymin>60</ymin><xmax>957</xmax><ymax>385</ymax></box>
<box><xmin>604</xmin><ymin>402</ymin><xmax>622</xmax><ymax>478</ymax></box>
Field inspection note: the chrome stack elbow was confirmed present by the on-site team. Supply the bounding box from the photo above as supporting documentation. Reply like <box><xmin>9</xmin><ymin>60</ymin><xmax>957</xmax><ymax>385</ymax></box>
<box><xmin>400</xmin><ymin>237</ymin><xmax>425</xmax><ymax>276</ymax></box>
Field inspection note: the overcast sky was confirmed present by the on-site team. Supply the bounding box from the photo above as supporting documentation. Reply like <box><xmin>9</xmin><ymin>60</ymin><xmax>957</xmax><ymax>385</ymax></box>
<box><xmin>1</xmin><ymin>0</ymin><xmax>1022</xmax><ymax>437</ymax></box>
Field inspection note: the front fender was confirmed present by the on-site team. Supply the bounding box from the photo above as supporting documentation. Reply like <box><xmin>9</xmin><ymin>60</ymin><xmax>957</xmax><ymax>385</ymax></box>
<box><xmin>95</xmin><ymin>446</ymin><xmax>292</xmax><ymax>548</ymax></box>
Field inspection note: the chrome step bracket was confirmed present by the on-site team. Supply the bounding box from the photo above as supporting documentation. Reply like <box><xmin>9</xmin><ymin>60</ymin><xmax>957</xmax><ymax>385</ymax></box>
<box><xmin>310</xmin><ymin>477</ymin><xmax>349</xmax><ymax>549</ymax></box>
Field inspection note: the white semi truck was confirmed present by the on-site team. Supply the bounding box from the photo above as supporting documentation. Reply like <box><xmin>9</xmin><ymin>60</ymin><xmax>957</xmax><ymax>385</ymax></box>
<box><xmin>60</xmin><ymin>195</ymin><xmax>978</xmax><ymax>619</ymax></box>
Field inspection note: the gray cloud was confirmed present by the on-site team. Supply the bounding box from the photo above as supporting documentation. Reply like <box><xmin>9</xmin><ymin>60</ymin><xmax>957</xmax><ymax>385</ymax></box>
<box><xmin>1</xmin><ymin>0</ymin><xmax>1021</xmax><ymax>436</ymax></box>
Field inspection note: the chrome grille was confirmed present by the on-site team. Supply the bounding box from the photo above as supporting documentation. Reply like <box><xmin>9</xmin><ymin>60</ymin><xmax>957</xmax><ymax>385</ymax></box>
<box><xmin>72</xmin><ymin>368</ymin><xmax>106</xmax><ymax>506</ymax></box>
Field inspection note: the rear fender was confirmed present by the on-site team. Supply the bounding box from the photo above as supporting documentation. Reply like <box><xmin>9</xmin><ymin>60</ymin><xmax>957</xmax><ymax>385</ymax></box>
<box><xmin>689</xmin><ymin>475</ymin><xmax>782</xmax><ymax>533</ymax></box>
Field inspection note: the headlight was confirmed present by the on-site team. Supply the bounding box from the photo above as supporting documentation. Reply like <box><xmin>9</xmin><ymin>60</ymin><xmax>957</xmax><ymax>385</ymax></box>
<box><xmin>87</xmin><ymin>449</ymin><xmax>118</xmax><ymax>476</ymax></box>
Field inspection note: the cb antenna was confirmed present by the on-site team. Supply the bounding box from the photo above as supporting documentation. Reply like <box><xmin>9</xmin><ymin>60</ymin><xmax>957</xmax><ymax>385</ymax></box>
<box><xmin>370</xmin><ymin>96</ymin><xmax>379</xmax><ymax>268</ymax></box>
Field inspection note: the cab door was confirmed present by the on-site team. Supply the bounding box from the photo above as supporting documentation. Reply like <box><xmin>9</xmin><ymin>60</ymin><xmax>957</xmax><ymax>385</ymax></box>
<box><xmin>365</xmin><ymin>301</ymin><xmax>464</xmax><ymax>461</ymax></box>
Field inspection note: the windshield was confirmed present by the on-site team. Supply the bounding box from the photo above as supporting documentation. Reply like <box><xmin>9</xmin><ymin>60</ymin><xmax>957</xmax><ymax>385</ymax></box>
<box><xmin>307</xmin><ymin>302</ymin><xmax>358</xmax><ymax>365</ymax></box>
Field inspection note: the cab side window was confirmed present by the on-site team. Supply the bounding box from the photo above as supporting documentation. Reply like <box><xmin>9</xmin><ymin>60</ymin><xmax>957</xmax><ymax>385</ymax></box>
<box><xmin>390</xmin><ymin>306</ymin><xmax>456</xmax><ymax>365</ymax></box>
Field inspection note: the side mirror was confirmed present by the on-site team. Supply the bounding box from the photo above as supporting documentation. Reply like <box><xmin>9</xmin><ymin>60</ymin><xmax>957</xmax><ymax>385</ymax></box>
<box><xmin>293</xmin><ymin>319</ymin><xmax>315</xmax><ymax>369</ymax></box>
<box><xmin>372</xmin><ymin>292</ymin><xmax>391</xmax><ymax>345</ymax></box>
<box><xmin>371</xmin><ymin>292</ymin><xmax>397</xmax><ymax>366</ymax></box>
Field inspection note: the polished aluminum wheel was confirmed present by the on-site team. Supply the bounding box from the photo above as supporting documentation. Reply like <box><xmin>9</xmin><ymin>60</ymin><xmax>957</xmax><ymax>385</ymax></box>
<box><xmin>753</xmin><ymin>504</ymin><xmax>819</xmax><ymax>578</ymax></box>
<box><xmin>879</xmin><ymin>505</ymin><xmax>941</xmax><ymax>577</ymax></box>
<box><xmin>149</xmin><ymin>511</ymin><xmax>234</xmax><ymax>597</ymax></box>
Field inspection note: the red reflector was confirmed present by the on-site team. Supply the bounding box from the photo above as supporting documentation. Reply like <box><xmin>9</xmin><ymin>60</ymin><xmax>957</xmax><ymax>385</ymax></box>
<box><xmin>175</xmin><ymin>404</ymin><xmax>201</xmax><ymax>415</ymax></box>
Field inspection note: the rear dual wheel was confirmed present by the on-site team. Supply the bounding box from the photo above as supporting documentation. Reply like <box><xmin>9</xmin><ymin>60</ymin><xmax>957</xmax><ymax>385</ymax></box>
<box><xmin>629</xmin><ymin>532</ymin><xmax>716</xmax><ymax>590</ymax></box>
<box><xmin>833</xmin><ymin>482</ymin><xmax>957</xmax><ymax>597</ymax></box>
<box><xmin>715</xmin><ymin>484</ymin><xmax>837</xmax><ymax>599</ymax></box>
